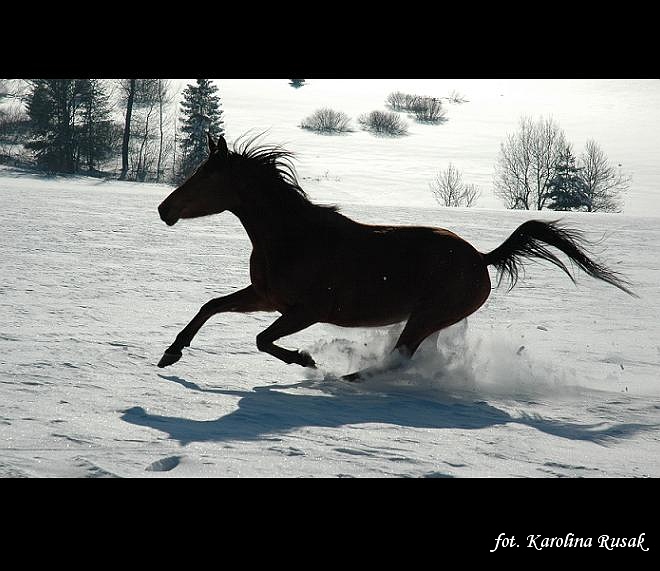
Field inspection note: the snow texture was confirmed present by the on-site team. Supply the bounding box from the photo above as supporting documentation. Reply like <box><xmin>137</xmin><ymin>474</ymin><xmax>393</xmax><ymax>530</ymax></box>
<box><xmin>1</xmin><ymin>79</ymin><xmax>659</xmax><ymax>477</ymax></box>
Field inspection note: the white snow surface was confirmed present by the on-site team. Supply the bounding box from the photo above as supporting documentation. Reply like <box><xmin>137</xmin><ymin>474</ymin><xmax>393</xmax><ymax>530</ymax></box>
<box><xmin>2</xmin><ymin>79</ymin><xmax>660</xmax><ymax>478</ymax></box>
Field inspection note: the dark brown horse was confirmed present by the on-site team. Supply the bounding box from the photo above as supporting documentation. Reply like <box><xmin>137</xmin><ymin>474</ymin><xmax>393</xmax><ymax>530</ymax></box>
<box><xmin>157</xmin><ymin>134</ymin><xmax>635</xmax><ymax>381</ymax></box>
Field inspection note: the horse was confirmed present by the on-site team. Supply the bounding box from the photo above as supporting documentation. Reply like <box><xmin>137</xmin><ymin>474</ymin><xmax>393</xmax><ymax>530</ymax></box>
<box><xmin>157</xmin><ymin>133</ymin><xmax>636</xmax><ymax>381</ymax></box>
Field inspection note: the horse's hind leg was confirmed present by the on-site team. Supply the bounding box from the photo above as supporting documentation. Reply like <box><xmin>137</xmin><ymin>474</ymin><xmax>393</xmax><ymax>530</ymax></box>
<box><xmin>393</xmin><ymin>267</ymin><xmax>491</xmax><ymax>366</ymax></box>
<box><xmin>393</xmin><ymin>311</ymin><xmax>469</xmax><ymax>361</ymax></box>
<box><xmin>343</xmin><ymin>269</ymin><xmax>489</xmax><ymax>382</ymax></box>
<box><xmin>158</xmin><ymin>285</ymin><xmax>272</xmax><ymax>368</ymax></box>
<box><xmin>342</xmin><ymin>311</ymin><xmax>468</xmax><ymax>382</ymax></box>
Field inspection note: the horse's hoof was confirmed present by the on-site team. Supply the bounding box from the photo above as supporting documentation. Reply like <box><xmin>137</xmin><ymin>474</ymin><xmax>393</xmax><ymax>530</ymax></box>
<box><xmin>342</xmin><ymin>372</ymin><xmax>364</xmax><ymax>383</ymax></box>
<box><xmin>298</xmin><ymin>351</ymin><xmax>316</xmax><ymax>368</ymax></box>
<box><xmin>158</xmin><ymin>350</ymin><xmax>182</xmax><ymax>368</ymax></box>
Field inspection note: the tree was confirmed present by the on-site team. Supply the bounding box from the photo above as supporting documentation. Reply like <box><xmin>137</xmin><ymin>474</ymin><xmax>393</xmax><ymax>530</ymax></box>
<box><xmin>546</xmin><ymin>145</ymin><xmax>588</xmax><ymax>211</ymax></box>
<box><xmin>494</xmin><ymin>116</ymin><xmax>566</xmax><ymax>210</ymax></box>
<box><xmin>430</xmin><ymin>163</ymin><xmax>480</xmax><ymax>207</ymax></box>
<box><xmin>116</xmin><ymin>79</ymin><xmax>176</xmax><ymax>182</ymax></box>
<box><xmin>156</xmin><ymin>79</ymin><xmax>175</xmax><ymax>183</ymax></box>
<box><xmin>579</xmin><ymin>139</ymin><xmax>630</xmax><ymax>213</ymax></box>
<box><xmin>0</xmin><ymin>79</ymin><xmax>30</xmax><ymax>102</ymax></box>
<box><xmin>0</xmin><ymin>81</ymin><xmax>30</xmax><ymax>163</ymax></box>
<box><xmin>25</xmin><ymin>79</ymin><xmax>87</xmax><ymax>173</ymax></box>
<box><xmin>119</xmin><ymin>79</ymin><xmax>136</xmax><ymax>180</ymax></box>
<box><xmin>131</xmin><ymin>79</ymin><xmax>160</xmax><ymax>181</ymax></box>
<box><xmin>177</xmin><ymin>79</ymin><xmax>224</xmax><ymax>182</ymax></box>
<box><xmin>77</xmin><ymin>79</ymin><xmax>118</xmax><ymax>173</ymax></box>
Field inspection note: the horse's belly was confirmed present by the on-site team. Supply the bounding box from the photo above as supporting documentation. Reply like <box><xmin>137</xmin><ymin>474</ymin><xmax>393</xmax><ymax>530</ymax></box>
<box><xmin>324</xmin><ymin>313</ymin><xmax>409</xmax><ymax>328</ymax></box>
<box><xmin>321</xmin><ymin>283</ymin><xmax>416</xmax><ymax>327</ymax></box>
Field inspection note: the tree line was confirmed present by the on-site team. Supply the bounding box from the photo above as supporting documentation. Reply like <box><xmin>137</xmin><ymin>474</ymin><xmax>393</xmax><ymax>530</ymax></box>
<box><xmin>0</xmin><ymin>78</ymin><xmax>224</xmax><ymax>184</ymax></box>
<box><xmin>431</xmin><ymin>116</ymin><xmax>629</xmax><ymax>212</ymax></box>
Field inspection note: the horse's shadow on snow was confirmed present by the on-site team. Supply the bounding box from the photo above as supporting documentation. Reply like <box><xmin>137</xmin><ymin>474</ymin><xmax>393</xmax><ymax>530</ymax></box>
<box><xmin>120</xmin><ymin>374</ymin><xmax>652</xmax><ymax>446</ymax></box>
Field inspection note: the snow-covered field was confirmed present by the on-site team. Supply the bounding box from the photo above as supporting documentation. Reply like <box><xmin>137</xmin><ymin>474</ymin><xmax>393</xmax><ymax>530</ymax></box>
<box><xmin>1</xmin><ymin>79</ymin><xmax>659</xmax><ymax>477</ymax></box>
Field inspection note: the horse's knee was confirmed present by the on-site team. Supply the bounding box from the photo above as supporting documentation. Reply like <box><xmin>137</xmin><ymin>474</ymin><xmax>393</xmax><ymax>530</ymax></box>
<box><xmin>256</xmin><ymin>332</ymin><xmax>270</xmax><ymax>352</ymax></box>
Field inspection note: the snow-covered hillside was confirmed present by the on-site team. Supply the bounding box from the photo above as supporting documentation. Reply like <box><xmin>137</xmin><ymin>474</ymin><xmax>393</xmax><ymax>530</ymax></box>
<box><xmin>1</xmin><ymin>79</ymin><xmax>659</xmax><ymax>477</ymax></box>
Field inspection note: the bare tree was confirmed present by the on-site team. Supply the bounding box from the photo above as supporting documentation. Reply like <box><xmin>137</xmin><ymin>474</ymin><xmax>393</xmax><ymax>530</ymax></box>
<box><xmin>494</xmin><ymin>116</ymin><xmax>566</xmax><ymax>210</ymax></box>
<box><xmin>116</xmin><ymin>79</ymin><xmax>175</xmax><ymax>182</ymax></box>
<box><xmin>0</xmin><ymin>79</ymin><xmax>30</xmax><ymax>101</ymax></box>
<box><xmin>130</xmin><ymin>79</ymin><xmax>159</xmax><ymax>181</ymax></box>
<box><xmin>0</xmin><ymin>103</ymin><xmax>29</xmax><ymax>164</ymax></box>
<box><xmin>579</xmin><ymin>139</ymin><xmax>630</xmax><ymax>213</ymax></box>
<box><xmin>119</xmin><ymin>79</ymin><xmax>135</xmax><ymax>180</ymax></box>
<box><xmin>461</xmin><ymin>183</ymin><xmax>480</xmax><ymax>207</ymax></box>
<box><xmin>430</xmin><ymin>163</ymin><xmax>480</xmax><ymax>207</ymax></box>
<box><xmin>0</xmin><ymin>82</ymin><xmax>29</xmax><ymax>162</ymax></box>
<box><xmin>156</xmin><ymin>79</ymin><xmax>175</xmax><ymax>182</ymax></box>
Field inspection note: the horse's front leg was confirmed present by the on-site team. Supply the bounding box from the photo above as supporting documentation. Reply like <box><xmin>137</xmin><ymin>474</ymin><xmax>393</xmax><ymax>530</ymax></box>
<box><xmin>256</xmin><ymin>308</ymin><xmax>318</xmax><ymax>368</ymax></box>
<box><xmin>158</xmin><ymin>285</ymin><xmax>273</xmax><ymax>368</ymax></box>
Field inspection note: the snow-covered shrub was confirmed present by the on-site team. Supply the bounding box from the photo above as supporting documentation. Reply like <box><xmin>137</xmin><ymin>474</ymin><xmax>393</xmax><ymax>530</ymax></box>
<box><xmin>447</xmin><ymin>89</ymin><xmax>468</xmax><ymax>104</ymax></box>
<box><xmin>410</xmin><ymin>96</ymin><xmax>446</xmax><ymax>123</ymax></box>
<box><xmin>300</xmin><ymin>108</ymin><xmax>352</xmax><ymax>134</ymax></box>
<box><xmin>358</xmin><ymin>110</ymin><xmax>408</xmax><ymax>136</ymax></box>
<box><xmin>386</xmin><ymin>91</ymin><xmax>448</xmax><ymax>123</ymax></box>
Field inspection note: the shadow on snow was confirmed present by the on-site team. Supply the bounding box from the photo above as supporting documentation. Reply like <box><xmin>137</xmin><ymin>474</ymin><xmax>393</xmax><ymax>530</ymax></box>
<box><xmin>120</xmin><ymin>374</ymin><xmax>653</xmax><ymax>446</ymax></box>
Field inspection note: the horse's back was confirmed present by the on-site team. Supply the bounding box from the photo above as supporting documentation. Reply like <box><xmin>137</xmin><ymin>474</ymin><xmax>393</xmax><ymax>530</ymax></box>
<box><xmin>310</xmin><ymin>222</ymin><xmax>489</xmax><ymax>327</ymax></box>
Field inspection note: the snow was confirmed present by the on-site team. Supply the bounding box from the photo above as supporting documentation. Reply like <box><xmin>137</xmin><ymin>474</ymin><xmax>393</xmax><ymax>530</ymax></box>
<box><xmin>1</xmin><ymin>79</ymin><xmax>660</xmax><ymax>478</ymax></box>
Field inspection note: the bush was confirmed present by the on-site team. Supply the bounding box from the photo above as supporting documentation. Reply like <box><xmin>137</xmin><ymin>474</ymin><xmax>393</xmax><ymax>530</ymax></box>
<box><xmin>447</xmin><ymin>89</ymin><xmax>468</xmax><ymax>104</ymax></box>
<box><xmin>386</xmin><ymin>91</ymin><xmax>408</xmax><ymax>111</ymax></box>
<box><xmin>300</xmin><ymin>108</ymin><xmax>352</xmax><ymax>134</ymax></box>
<box><xmin>358</xmin><ymin>110</ymin><xmax>408</xmax><ymax>136</ymax></box>
<box><xmin>386</xmin><ymin>91</ymin><xmax>447</xmax><ymax>123</ymax></box>
<box><xmin>386</xmin><ymin>91</ymin><xmax>421</xmax><ymax>112</ymax></box>
<box><xmin>410</xmin><ymin>96</ymin><xmax>446</xmax><ymax>123</ymax></box>
<box><xmin>430</xmin><ymin>163</ymin><xmax>480</xmax><ymax>207</ymax></box>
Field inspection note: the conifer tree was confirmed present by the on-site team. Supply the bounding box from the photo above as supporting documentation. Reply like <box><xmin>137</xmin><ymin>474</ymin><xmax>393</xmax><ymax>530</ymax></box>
<box><xmin>546</xmin><ymin>145</ymin><xmax>588</xmax><ymax>211</ymax></box>
<box><xmin>26</xmin><ymin>79</ymin><xmax>87</xmax><ymax>173</ymax></box>
<box><xmin>177</xmin><ymin>79</ymin><xmax>224</xmax><ymax>182</ymax></box>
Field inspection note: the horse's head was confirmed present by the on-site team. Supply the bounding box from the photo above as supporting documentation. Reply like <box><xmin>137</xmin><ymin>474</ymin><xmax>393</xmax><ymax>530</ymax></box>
<box><xmin>158</xmin><ymin>134</ymin><xmax>238</xmax><ymax>226</ymax></box>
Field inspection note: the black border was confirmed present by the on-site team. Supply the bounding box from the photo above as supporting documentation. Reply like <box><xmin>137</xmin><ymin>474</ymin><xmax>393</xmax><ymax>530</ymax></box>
<box><xmin>5</xmin><ymin>9</ymin><xmax>655</xmax><ymax>79</ymax></box>
<box><xmin>4</xmin><ymin>479</ymin><xmax>657</xmax><ymax>561</ymax></box>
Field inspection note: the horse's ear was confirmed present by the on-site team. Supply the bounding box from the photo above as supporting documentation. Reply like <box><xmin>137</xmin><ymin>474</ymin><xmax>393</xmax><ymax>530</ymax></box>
<box><xmin>207</xmin><ymin>132</ymin><xmax>217</xmax><ymax>154</ymax></box>
<box><xmin>217</xmin><ymin>134</ymin><xmax>229</xmax><ymax>158</ymax></box>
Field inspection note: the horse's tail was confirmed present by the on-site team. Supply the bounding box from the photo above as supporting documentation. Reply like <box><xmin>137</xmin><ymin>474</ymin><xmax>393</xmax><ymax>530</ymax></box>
<box><xmin>482</xmin><ymin>220</ymin><xmax>637</xmax><ymax>297</ymax></box>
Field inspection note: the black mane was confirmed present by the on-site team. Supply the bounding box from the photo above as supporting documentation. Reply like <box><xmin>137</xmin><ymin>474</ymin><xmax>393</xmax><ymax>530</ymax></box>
<box><xmin>229</xmin><ymin>134</ymin><xmax>339</xmax><ymax>214</ymax></box>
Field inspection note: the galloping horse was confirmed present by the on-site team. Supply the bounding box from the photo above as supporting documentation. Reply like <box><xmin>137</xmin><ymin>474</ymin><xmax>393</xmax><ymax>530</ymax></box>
<box><xmin>157</xmin><ymin>134</ymin><xmax>635</xmax><ymax>381</ymax></box>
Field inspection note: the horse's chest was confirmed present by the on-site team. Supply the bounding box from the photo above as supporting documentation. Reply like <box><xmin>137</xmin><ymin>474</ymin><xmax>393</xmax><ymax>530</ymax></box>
<box><xmin>249</xmin><ymin>251</ymin><xmax>310</xmax><ymax>310</ymax></box>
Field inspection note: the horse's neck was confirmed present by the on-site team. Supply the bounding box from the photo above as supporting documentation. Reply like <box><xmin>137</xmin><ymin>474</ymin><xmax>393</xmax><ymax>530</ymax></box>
<box><xmin>231</xmin><ymin>199</ymin><xmax>309</xmax><ymax>256</ymax></box>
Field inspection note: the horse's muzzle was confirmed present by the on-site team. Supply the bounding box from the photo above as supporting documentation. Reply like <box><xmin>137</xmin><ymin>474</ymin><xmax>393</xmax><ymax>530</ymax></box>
<box><xmin>158</xmin><ymin>203</ymin><xmax>179</xmax><ymax>226</ymax></box>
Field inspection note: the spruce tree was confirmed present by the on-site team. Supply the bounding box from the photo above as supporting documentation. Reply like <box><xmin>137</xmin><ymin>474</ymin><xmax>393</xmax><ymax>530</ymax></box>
<box><xmin>547</xmin><ymin>145</ymin><xmax>588</xmax><ymax>211</ymax></box>
<box><xmin>177</xmin><ymin>79</ymin><xmax>224</xmax><ymax>182</ymax></box>
<box><xmin>26</xmin><ymin>79</ymin><xmax>87</xmax><ymax>173</ymax></box>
